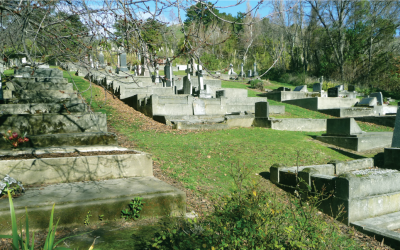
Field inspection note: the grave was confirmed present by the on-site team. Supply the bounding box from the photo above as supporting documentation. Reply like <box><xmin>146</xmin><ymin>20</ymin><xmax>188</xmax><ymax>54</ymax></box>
<box><xmin>370</xmin><ymin>92</ymin><xmax>383</xmax><ymax>105</ymax></box>
<box><xmin>293</xmin><ymin>85</ymin><xmax>308</xmax><ymax>92</ymax></box>
<box><xmin>384</xmin><ymin>107</ymin><xmax>400</xmax><ymax>169</ymax></box>
<box><xmin>313</xmin><ymin>83</ymin><xmax>322</xmax><ymax>92</ymax></box>
<box><xmin>0</xmin><ymin>68</ymin><xmax>185</xmax><ymax>232</ymax></box>
<box><xmin>315</xmin><ymin>118</ymin><xmax>392</xmax><ymax>151</ymax></box>
<box><xmin>328</xmin><ymin>87</ymin><xmax>339</xmax><ymax>97</ymax></box>
<box><xmin>270</xmin><ymin>157</ymin><xmax>400</xmax><ymax>248</ymax></box>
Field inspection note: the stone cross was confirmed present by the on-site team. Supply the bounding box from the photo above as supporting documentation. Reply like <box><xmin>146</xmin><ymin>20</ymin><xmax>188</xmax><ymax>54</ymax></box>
<box><xmin>240</xmin><ymin>63</ymin><xmax>244</xmax><ymax>77</ymax></box>
<box><xmin>155</xmin><ymin>64</ymin><xmax>160</xmax><ymax>83</ymax></box>
<box><xmin>253</xmin><ymin>62</ymin><xmax>258</xmax><ymax>77</ymax></box>
<box><xmin>98</xmin><ymin>51</ymin><xmax>105</xmax><ymax>68</ymax></box>
<box><xmin>198</xmin><ymin>70</ymin><xmax>204</xmax><ymax>90</ymax></box>
<box><xmin>164</xmin><ymin>58</ymin><xmax>172</xmax><ymax>87</ymax></box>
<box><xmin>185</xmin><ymin>67</ymin><xmax>191</xmax><ymax>80</ymax></box>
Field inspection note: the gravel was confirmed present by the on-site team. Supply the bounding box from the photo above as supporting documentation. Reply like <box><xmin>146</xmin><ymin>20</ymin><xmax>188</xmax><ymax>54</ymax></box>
<box><xmin>351</xmin><ymin>168</ymin><xmax>398</xmax><ymax>176</ymax></box>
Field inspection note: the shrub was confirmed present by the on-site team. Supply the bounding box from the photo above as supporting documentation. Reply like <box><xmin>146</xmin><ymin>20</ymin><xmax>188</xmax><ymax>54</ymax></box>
<box><xmin>249</xmin><ymin>79</ymin><xmax>264</xmax><ymax>91</ymax></box>
<box><xmin>147</xmin><ymin>164</ymin><xmax>359</xmax><ymax>250</ymax></box>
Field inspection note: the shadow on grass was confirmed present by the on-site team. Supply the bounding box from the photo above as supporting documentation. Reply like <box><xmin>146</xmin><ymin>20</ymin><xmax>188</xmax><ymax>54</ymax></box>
<box><xmin>259</xmin><ymin>171</ymin><xmax>270</xmax><ymax>180</ymax></box>
<box><xmin>328</xmin><ymin>147</ymin><xmax>366</xmax><ymax>160</ymax></box>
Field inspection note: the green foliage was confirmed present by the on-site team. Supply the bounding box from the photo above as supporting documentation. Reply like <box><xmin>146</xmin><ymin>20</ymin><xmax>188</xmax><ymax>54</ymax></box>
<box><xmin>200</xmin><ymin>53</ymin><xmax>220</xmax><ymax>71</ymax></box>
<box><xmin>121</xmin><ymin>197</ymin><xmax>145</xmax><ymax>220</ymax></box>
<box><xmin>249</xmin><ymin>79</ymin><xmax>264</xmax><ymax>91</ymax></box>
<box><xmin>84</xmin><ymin>211</ymin><xmax>92</xmax><ymax>226</ymax></box>
<box><xmin>148</xmin><ymin>164</ymin><xmax>359</xmax><ymax>249</ymax></box>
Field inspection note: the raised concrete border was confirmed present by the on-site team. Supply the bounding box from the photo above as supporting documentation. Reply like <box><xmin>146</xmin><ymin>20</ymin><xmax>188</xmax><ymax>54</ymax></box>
<box><xmin>0</xmin><ymin>177</ymin><xmax>186</xmax><ymax>233</ymax></box>
<box><xmin>283</xmin><ymin>97</ymin><xmax>358</xmax><ymax>111</ymax></box>
<box><xmin>316</xmin><ymin>132</ymin><xmax>393</xmax><ymax>151</ymax></box>
<box><xmin>0</xmin><ymin>149</ymin><xmax>153</xmax><ymax>185</ymax></box>
<box><xmin>351</xmin><ymin>212</ymin><xmax>400</xmax><ymax>249</ymax></box>
<box><xmin>254</xmin><ymin>118</ymin><xmax>326</xmax><ymax>132</ymax></box>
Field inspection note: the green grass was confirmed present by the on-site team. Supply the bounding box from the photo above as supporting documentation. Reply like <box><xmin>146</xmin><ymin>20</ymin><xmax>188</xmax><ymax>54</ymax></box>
<box><xmin>63</xmin><ymin>72</ymin><xmax>366</xmax><ymax>198</ymax></box>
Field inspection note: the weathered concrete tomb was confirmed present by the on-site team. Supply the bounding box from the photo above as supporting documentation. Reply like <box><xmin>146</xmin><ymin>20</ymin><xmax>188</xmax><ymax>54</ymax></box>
<box><xmin>0</xmin><ymin>67</ymin><xmax>185</xmax><ymax>232</ymax></box>
<box><xmin>316</xmin><ymin>118</ymin><xmax>392</xmax><ymax>151</ymax></box>
<box><xmin>271</xmin><ymin>158</ymin><xmax>400</xmax><ymax>248</ymax></box>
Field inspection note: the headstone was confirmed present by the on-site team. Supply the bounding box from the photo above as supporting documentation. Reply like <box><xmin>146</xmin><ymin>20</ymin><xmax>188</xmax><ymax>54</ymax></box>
<box><xmin>357</xmin><ymin>97</ymin><xmax>377</xmax><ymax>107</ymax></box>
<box><xmin>154</xmin><ymin>65</ymin><xmax>160</xmax><ymax>83</ymax></box>
<box><xmin>277</xmin><ymin>87</ymin><xmax>291</xmax><ymax>92</ymax></box>
<box><xmin>183</xmin><ymin>74</ymin><xmax>192</xmax><ymax>95</ymax></box>
<box><xmin>193</xmin><ymin>98</ymin><xmax>206</xmax><ymax>115</ymax></box>
<box><xmin>335</xmin><ymin>85</ymin><xmax>344</xmax><ymax>91</ymax></box>
<box><xmin>6</xmin><ymin>82</ymin><xmax>15</xmax><ymax>91</ymax></box>
<box><xmin>293</xmin><ymin>85</ymin><xmax>308</xmax><ymax>92</ymax></box>
<box><xmin>313</xmin><ymin>83</ymin><xmax>322</xmax><ymax>92</ymax></box>
<box><xmin>164</xmin><ymin>58</ymin><xmax>172</xmax><ymax>87</ymax></box>
<box><xmin>326</xmin><ymin>118</ymin><xmax>363</xmax><ymax>136</ymax></box>
<box><xmin>119</xmin><ymin>52</ymin><xmax>129</xmax><ymax>72</ymax></box>
<box><xmin>239</xmin><ymin>63</ymin><xmax>245</xmax><ymax>77</ymax></box>
<box><xmin>391</xmin><ymin>107</ymin><xmax>400</xmax><ymax>147</ymax></box>
<box><xmin>319</xmin><ymin>76</ymin><xmax>324</xmax><ymax>84</ymax></box>
<box><xmin>21</xmin><ymin>57</ymin><xmax>26</xmax><ymax>64</ymax></box>
<box><xmin>328</xmin><ymin>87</ymin><xmax>339</xmax><ymax>97</ymax></box>
<box><xmin>348</xmin><ymin>85</ymin><xmax>355</xmax><ymax>91</ymax></box>
<box><xmin>370</xmin><ymin>92</ymin><xmax>383</xmax><ymax>105</ymax></box>
<box><xmin>198</xmin><ymin>70</ymin><xmax>204</xmax><ymax>90</ymax></box>
<box><xmin>253</xmin><ymin>62</ymin><xmax>258</xmax><ymax>77</ymax></box>
<box><xmin>247</xmin><ymin>70</ymin><xmax>252</xmax><ymax>78</ymax></box>
<box><xmin>98</xmin><ymin>51</ymin><xmax>105</xmax><ymax>68</ymax></box>
<box><xmin>255</xmin><ymin>102</ymin><xmax>269</xmax><ymax>118</ymax></box>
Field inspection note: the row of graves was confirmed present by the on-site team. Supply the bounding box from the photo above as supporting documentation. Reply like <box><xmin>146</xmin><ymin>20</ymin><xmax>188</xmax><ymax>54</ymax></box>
<box><xmin>63</xmin><ymin>53</ymin><xmax>396</xmax><ymax>150</ymax></box>
<box><xmin>262</xmin><ymin>77</ymin><xmax>398</xmax><ymax>152</ymax></box>
<box><xmin>68</xmin><ymin>57</ymin><xmax>400</xmax><ymax>247</ymax></box>
<box><xmin>271</xmin><ymin>112</ymin><xmax>400</xmax><ymax>248</ymax></box>
<box><xmin>69</xmin><ymin>55</ymin><xmax>288</xmax><ymax>130</ymax></box>
<box><xmin>0</xmin><ymin>67</ymin><xmax>185</xmax><ymax>232</ymax></box>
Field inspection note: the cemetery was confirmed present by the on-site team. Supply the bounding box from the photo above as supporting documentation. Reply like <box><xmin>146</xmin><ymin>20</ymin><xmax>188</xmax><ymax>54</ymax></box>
<box><xmin>1</xmin><ymin>0</ymin><xmax>400</xmax><ymax>249</ymax></box>
<box><xmin>0</xmin><ymin>49</ymin><xmax>399</xmax><ymax>248</ymax></box>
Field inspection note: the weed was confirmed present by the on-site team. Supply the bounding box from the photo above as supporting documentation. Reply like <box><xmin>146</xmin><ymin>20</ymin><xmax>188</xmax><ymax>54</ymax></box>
<box><xmin>84</xmin><ymin>211</ymin><xmax>92</xmax><ymax>226</ymax></box>
<box><xmin>121</xmin><ymin>197</ymin><xmax>144</xmax><ymax>220</ymax></box>
<box><xmin>147</xmin><ymin>163</ymin><xmax>358</xmax><ymax>249</ymax></box>
<box><xmin>98</xmin><ymin>214</ymin><xmax>104</xmax><ymax>221</ymax></box>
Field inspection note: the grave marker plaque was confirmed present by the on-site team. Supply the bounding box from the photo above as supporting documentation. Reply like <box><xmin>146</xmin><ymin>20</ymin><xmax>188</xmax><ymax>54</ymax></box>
<box><xmin>328</xmin><ymin>87</ymin><xmax>339</xmax><ymax>97</ymax></box>
<box><xmin>255</xmin><ymin>102</ymin><xmax>269</xmax><ymax>118</ymax></box>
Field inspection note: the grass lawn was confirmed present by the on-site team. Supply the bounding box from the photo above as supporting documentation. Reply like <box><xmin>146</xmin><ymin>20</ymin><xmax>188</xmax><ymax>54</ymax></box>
<box><xmin>63</xmin><ymin>71</ymin><xmax>368</xmax><ymax>199</ymax></box>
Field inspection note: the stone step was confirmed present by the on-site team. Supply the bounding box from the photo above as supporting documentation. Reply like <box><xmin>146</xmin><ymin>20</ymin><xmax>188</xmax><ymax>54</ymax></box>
<box><xmin>0</xmin><ymin>112</ymin><xmax>107</xmax><ymax>135</ymax></box>
<box><xmin>0</xmin><ymin>176</ymin><xmax>186</xmax><ymax>233</ymax></box>
<box><xmin>0</xmin><ymin>132</ymin><xmax>117</xmax><ymax>149</ymax></box>
<box><xmin>0</xmin><ymin>103</ymin><xmax>87</xmax><ymax>114</ymax></box>
<box><xmin>3</xmin><ymin>90</ymin><xmax>79</xmax><ymax>100</ymax></box>
<box><xmin>3</xmin><ymin>97</ymin><xmax>82</xmax><ymax>104</ymax></box>
<box><xmin>351</xmin><ymin>211</ymin><xmax>400</xmax><ymax>249</ymax></box>
<box><xmin>12</xmin><ymin>77</ymin><xmax>68</xmax><ymax>84</ymax></box>
<box><xmin>0</xmin><ymin>147</ymin><xmax>153</xmax><ymax>185</ymax></box>
<box><xmin>10</xmin><ymin>79</ymin><xmax>73</xmax><ymax>90</ymax></box>
<box><xmin>14</xmin><ymin>68</ymin><xmax>63</xmax><ymax>78</ymax></box>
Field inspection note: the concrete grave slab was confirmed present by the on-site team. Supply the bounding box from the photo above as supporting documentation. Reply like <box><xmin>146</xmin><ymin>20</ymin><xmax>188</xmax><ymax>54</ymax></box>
<box><xmin>326</xmin><ymin>118</ymin><xmax>363</xmax><ymax>136</ymax></box>
<box><xmin>0</xmin><ymin>177</ymin><xmax>185</xmax><ymax>233</ymax></box>
<box><xmin>193</xmin><ymin>98</ymin><xmax>206</xmax><ymax>115</ymax></box>
<box><xmin>293</xmin><ymin>85</ymin><xmax>308</xmax><ymax>92</ymax></box>
<box><xmin>317</xmin><ymin>132</ymin><xmax>392</xmax><ymax>151</ymax></box>
<box><xmin>370</xmin><ymin>92</ymin><xmax>384</xmax><ymax>105</ymax></box>
<box><xmin>357</xmin><ymin>97</ymin><xmax>377</xmax><ymax>107</ymax></box>
<box><xmin>313</xmin><ymin>83</ymin><xmax>322</xmax><ymax>92</ymax></box>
